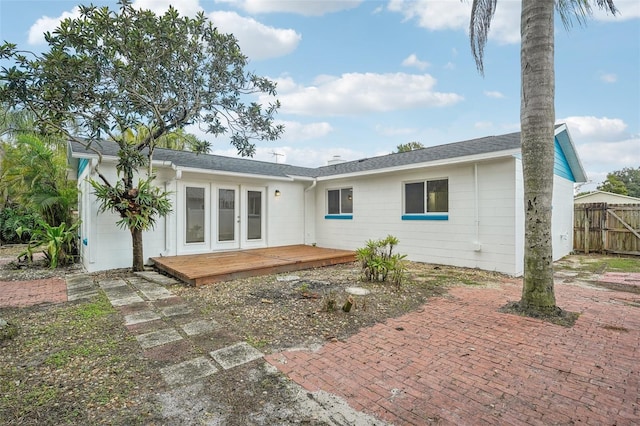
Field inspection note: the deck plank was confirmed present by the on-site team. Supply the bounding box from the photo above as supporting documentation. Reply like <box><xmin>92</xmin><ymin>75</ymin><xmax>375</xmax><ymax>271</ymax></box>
<box><xmin>150</xmin><ymin>245</ymin><xmax>356</xmax><ymax>286</ymax></box>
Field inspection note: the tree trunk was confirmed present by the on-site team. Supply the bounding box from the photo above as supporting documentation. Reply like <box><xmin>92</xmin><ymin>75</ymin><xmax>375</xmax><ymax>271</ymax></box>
<box><xmin>519</xmin><ymin>0</ymin><xmax>557</xmax><ymax>312</ymax></box>
<box><xmin>130</xmin><ymin>227</ymin><xmax>145</xmax><ymax>272</ymax></box>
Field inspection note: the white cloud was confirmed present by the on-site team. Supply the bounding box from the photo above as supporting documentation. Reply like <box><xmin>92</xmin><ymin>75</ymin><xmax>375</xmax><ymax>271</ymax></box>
<box><xmin>28</xmin><ymin>7</ymin><xmax>80</xmax><ymax>45</ymax></box>
<box><xmin>591</xmin><ymin>0</ymin><xmax>640</xmax><ymax>21</ymax></box>
<box><xmin>599</xmin><ymin>73</ymin><xmax>617</xmax><ymax>83</ymax></box>
<box><xmin>559</xmin><ymin>116</ymin><xmax>628</xmax><ymax>142</ymax></box>
<box><xmin>266</xmin><ymin>72</ymin><xmax>464</xmax><ymax>116</ymax></box>
<box><xmin>279</xmin><ymin>120</ymin><xmax>334</xmax><ymax>141</ymax></box>
<box><xmin>484</xmin><ymin>90</ymin><xmax>505</xmax><ymax>99</ymax></box>
<box><xmin>559</xmin><ymin>116</ymin><xmax>638</xmax><ymax>188</ymax></box>
<box><xmin>208</xmin><ymin>11</ymin><xmax>301</xmax><ymax>60</ymax></box>
<box><xmin>132</xmin><ymin>0</ymin><xmax>202</xmax><ymax>16</ymax></box>
<box><xmin>402</xmin><ymin>53</ymin><xmax>430</xmax><ymax>70</ymax></box>
<box><xmin>222</xmin><ymin>0</ymin><xmax>362</xmax><ymax>16</ymax></box>
<box><xmin>28</xmin><ymin>1</ymin><xmax>206</xmax><ymax>45</ymax></box>
<box><xmin>575</xmin><ymin>137</ymin><xmax>639</xmax><ymax>177</ymax></box>
<box><xmin>387</xmin><ymin>0</ymin><xmax>521</xmax><ymax>44</ymax></box>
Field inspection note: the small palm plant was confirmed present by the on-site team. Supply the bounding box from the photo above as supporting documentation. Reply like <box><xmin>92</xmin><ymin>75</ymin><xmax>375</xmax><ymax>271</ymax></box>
<box><xmin>356</xmin><ymin>235</ymin><xmax>407</xmax><ymax>287</ymax></box>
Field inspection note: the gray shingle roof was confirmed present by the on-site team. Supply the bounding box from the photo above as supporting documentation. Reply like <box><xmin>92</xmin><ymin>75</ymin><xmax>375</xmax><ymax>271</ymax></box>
<box><xmin>68</xmin><ymin>131</ymin><xmax>522</xmax><ymax>179</ymax></box>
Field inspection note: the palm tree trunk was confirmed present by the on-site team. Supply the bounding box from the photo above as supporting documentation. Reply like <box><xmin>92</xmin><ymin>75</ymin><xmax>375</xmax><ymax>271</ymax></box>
<box><xmin>130</xmin><ymin>227</ymin><xmax>145</xmax><ymax>272</ymax></box>
<box><xmin>519</xmin><ymin>0</ymin><xmax>557</xmax><ymax>312</ymax></box>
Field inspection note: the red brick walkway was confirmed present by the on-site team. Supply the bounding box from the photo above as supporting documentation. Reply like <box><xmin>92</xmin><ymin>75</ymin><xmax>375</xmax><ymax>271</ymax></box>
<box><xmin>0</xmin><ymin>278</ymin><xmax>68</xmax><ymax>308</ymax></box>
<box><xmin>266</xmin><ymin>280</ymin><xmax>640</xmax><ymax>425</ymax></box>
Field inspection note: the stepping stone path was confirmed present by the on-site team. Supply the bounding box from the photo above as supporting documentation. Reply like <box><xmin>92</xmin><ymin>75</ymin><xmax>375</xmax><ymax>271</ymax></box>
<box><xmin>66</xmin><ymin>270</ymin><xmax>264</xmax><ymax>388</ymax></box>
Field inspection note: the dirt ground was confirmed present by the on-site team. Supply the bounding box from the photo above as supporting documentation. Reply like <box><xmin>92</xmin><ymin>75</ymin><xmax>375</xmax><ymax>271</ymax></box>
<box><xmin>1</xmin><ymin>245</ymin><xmax>637</xmax><ymax>425</ymax></box>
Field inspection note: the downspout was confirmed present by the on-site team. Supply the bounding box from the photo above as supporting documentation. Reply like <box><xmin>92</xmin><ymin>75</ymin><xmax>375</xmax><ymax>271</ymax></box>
<box><xmin>474</xmin><ymin>163</ymin><xmax>482</xmax><ymax>252</ymax></box>
<box><xmin>304</xmin><ymin>179</ymin><xmax>317</xmax><ymax>245</ymax></box>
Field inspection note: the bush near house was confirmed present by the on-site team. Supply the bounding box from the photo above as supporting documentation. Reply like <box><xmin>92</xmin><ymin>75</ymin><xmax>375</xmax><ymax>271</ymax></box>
<box><xmin>0</xmin><ymin>205</ymin><xmax>39</xmax><ymax>244</ymax></box>
<box><xmin>356</xmin><ymin>235</ymin><xmax>407</xmax><ymax>287</ymax></box>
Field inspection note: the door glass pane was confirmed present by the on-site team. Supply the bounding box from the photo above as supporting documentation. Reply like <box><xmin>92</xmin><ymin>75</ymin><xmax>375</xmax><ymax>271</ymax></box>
<box><xmin>247</xmin><ymin>190</ymin><xmax>262</xmax><ymax>240</ymax></box>
<box><xmin>186</xmin><ymin>187</ymin><xmax>205</xmax><ymax>243</ymax></box>
<box><xmin>218</xmin><ymin>189</ymin><xmax>235</xmax><ymax>242</ymax></box>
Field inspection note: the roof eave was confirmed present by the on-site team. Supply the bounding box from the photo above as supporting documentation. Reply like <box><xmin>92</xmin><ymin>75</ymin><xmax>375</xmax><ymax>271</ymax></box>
<box><xmin>315</xmin><ymin>148</ymin><xmax>522</xmax><ymax>181</ymax></box>
<box><xmin>173</xmin><ymin>165</ymin><xmax>294</xmax><ymax>181</ymax></box>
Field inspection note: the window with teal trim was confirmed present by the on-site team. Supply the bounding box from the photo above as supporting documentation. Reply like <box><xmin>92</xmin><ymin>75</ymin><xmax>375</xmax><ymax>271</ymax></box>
<box><xmin>403</xmin><ymin>179</ymin><xmax>448</xmax><ymax>221</ymax></box>
<box><xmin>326</xmin><ymin>187</ymin><xmax>353</xmax><ymax>219</ymax></box>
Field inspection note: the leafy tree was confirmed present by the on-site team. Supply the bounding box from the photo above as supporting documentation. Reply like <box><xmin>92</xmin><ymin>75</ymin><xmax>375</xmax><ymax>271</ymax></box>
<box><xmin>123</xmin><ymin>126</ymin><xmax>211</xmax><ymax>154</ymax></box>
<box><xmin>395</xmin><ymin>141</ymin><xmax>425</xmax><ymax>153</ymax></box>
<box><xmin>1</xmin><ymin>1</ymin><xmax>283</xmax><ymax>271</ymax></box>
<box><xmin>469</xmin><ymin>0</ymin><xmax>617</xmax><ymax>315</ymax></box>
<box><xmin>598</xmin><ymin>167</ymin><xmax>640</xmax><ymax>198</ymax></box>
<box><xmin>0</xmin><ymin>133</ymin><xmax>77</xmax><ymax>227</ymax></box>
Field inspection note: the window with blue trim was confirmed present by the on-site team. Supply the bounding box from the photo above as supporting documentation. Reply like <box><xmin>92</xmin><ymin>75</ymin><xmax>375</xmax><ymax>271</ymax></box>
<box><xmin>403</xmin><ymin>179</ymin><xmax>448</xmax><ymax>220</ymax></box>
<box><xmin>326</xmin><ymin>188</ymin><xmax>353</xmax><ymax>219</ymax></box>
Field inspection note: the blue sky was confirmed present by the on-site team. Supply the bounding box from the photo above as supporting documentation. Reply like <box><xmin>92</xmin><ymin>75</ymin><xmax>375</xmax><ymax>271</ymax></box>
<box><xmin>1</xmin><ymin>0</ymin><xmax>638</xmax><ymax>191</ymax></box>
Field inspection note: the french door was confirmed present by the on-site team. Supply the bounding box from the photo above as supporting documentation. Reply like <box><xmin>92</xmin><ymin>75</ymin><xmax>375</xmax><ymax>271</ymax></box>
<box><xmin>213</xmin><ymin>185</ymin><xmax>265</xmax><ymax>250</ymax></box>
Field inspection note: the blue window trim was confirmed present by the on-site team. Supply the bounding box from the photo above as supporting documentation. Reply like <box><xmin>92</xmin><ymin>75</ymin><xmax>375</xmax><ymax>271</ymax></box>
<box><xmin>402</xmin><ymin>214</ymin><xmax>448</xmax><ymax>221</ymax></box>
<box><xmin>325</xmin><ymin>214</ymin><xmax>353</xmax><ymax>220</ymax></box>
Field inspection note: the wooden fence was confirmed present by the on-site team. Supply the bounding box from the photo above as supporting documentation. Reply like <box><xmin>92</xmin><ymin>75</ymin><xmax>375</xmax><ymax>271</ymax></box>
<box><xmin>574</xmin><ymin>202</ymin><xmax>640</xmax><ymax>256</ymax></box>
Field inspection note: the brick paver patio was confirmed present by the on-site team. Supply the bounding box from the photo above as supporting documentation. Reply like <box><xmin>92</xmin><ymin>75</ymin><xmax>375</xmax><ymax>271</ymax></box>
<box><xmin>266</xmin><ymin>279</ymin><xmax>640</xmax><ymax>425</ymax></box>
<box><xmin>0</xmin><ymin>277</ymin><xmax>67</xmax><ymax>308</ymax></box>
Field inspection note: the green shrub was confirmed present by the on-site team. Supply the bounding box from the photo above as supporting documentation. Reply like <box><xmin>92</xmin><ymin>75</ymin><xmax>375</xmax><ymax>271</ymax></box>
<box><xmin>0</xmin><ymin>205</ymin><xmax>40</xmax><ymax>244</ymax></box>
<box><xmin>17</xmin><ymin>220</ymin><xmax>79</xmax><ymax>268</ymax></box>
<box><xmin>356</xmin><ymin>235</ymin><xmax>407</xmax><ymax>287</ymax></box>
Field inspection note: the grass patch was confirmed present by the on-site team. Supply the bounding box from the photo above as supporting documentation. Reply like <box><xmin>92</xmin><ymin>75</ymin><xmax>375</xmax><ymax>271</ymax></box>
<box><xmin>578</xmin><ymin>256</ymin><xmax>640</xmax><ymax>274</ymax></box>
<box><xmin>0</xmin><ymin>293</ymin><xmax>158</xmax><ymax>424</ymax></box>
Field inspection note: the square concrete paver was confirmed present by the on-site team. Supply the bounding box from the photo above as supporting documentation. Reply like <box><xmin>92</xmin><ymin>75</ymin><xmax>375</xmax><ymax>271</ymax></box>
<box><xmin>124</xmin><ymin>310</ymin><xmax>162</xmax><ymax>326</ymax></box>
<box><xmin>160</xmin><ymin>304</ymin><xmax>193</xmax><ymax>317</ymax></box>
<box><xmin>129</xmin><ymin>278</ymin><xmax>174</xmax><ymax>300</ymax></box>
<box><xmin>210</xmin><ymin>342</ymin><xmax>263</xmax><ymax>370</ymax></box>
<box><xmin>160</xmin><ymin>356</ymin><xmax>219</xmax><ymax>387</ymax></box>
<box><xmin>98</xmin><ymin>278</ymin><xmax>127</xmax><ymax>289</ymax></box>
<box><xmin>136</xmin><ymin>328</ymin><xmax>183</xmax><ymax>349</ymax></box>
<box><xmin>180</xmin><ymin>319</ymin><xmax>220</xmax><ymax>336</ymax></box>
<box><xmin>135</xmin><ymin>271</ymin><xmax>180</xmax><ymax>286</ymax></box>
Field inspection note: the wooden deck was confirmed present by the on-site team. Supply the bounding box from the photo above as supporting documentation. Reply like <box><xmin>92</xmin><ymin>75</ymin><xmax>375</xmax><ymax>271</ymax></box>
<box><xmin>150</xmin><ymin>245</ymin><xmax>356</xmax><ymax>286</ymax></box>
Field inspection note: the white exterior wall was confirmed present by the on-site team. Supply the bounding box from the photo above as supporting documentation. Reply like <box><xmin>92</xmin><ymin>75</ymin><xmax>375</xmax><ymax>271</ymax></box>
<box><xmin>514</xmin><ymin>160</ymin><xmax>525</xmax><ymax>276</ymax></box>
<box><xmin>552</xmin><ymin>175</ymin><xmax>576</xmax><ymax>260</ymax></box>
<box><xmin>78</xmin><ymin>162</ymin><xmax>307</xmax><ymax>271</ymax></box>
<box><xmin>313</xmin><ymin>158</ymin><xmax>520</xmax><ymax>275</ymax></box>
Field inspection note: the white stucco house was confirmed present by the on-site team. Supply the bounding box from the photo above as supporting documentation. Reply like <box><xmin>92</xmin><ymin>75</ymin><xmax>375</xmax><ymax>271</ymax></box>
<box><xmin>68</xmin><ymin>123</ymin><xmax>586</xmax><ymax>276</ymax></box>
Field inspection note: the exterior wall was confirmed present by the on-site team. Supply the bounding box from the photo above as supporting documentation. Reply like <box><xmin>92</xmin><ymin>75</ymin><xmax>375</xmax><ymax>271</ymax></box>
<box><xmin>77</xmin><ymin>161</ymin><xmax>307</xmax><ymax>271</ymax></box>
<box><xmin>313</xmin><ymin>158</ymin><xmax>520</xmax><ymax>275</ymax></box>
<box><xmin>514</xmin><ymin>160</ymin><xmax>525</xmax><ymax>276</ymax></box>
<box><xmin>552</xmin><ymin>175</ymin><xmax>576</xmax><ymax>260</ymax></box>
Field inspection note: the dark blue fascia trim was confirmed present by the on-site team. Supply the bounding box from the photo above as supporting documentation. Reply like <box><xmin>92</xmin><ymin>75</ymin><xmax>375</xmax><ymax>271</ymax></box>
<box><xmin>325</xmin><ymin>214</ymin><xmax>353</xmax><ymax>220</ymax></box>
<box><xmin>402</xmin><ymin>214</ymin><xmax>448</xmax><ymax>221</ymax></box>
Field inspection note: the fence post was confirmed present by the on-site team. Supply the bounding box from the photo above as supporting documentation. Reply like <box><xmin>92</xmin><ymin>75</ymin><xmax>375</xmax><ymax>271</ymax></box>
<box><xmin>584</xmin><ymin>214</ymin><xmax>589</xmax><ymax>254</ymax></box>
